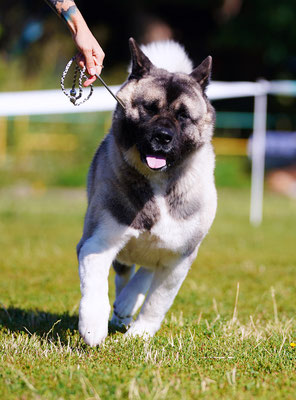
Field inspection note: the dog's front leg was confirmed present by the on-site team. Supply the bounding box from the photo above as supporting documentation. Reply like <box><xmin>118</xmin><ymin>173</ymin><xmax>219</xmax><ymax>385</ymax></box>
<box><xmin>78</xmin><ymin>226</ymin><xmax>134</xmax><ymax>346</ymax></box>
<box><xmin>126</xmin><ymin>250</ymin><xmax>198</xmax><ymax>338</ymax></box>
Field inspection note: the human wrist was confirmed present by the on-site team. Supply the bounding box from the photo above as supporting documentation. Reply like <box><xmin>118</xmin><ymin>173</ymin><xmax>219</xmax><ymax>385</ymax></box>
<box><xmin>64</xmin><ymin>8</ymin><xmax>88</xmax><ymax>36</ymax></box>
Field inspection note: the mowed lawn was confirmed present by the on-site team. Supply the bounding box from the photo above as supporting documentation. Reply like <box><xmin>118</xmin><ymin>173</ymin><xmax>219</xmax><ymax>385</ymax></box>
<box><xmin>0</xmin><ymin>186</ymin><xmax>295</xmax><ymax>399</ymax></box>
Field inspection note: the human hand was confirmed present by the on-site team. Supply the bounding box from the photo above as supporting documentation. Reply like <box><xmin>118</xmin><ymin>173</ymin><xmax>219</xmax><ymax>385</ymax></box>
<box><xmin>73</xmin><ymin>26</ymin><xmax>105</xmax><ymax>87</ymax></box>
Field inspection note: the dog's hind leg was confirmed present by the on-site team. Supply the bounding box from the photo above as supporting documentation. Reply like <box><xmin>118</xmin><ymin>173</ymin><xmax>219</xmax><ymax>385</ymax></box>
<box><xmin>111</xmin><ymin>266</ymin><xmax>154</xmax><ymax>328</ymax></box>
<box><xmin>113</xmin><ymin>260</ymin><xmax>136</xmax><ymax>298</ymax></box>
<box><xmin>126</xmin><ymin>250</ymin><xmax>199</xmax><ymax>338</ymax></box>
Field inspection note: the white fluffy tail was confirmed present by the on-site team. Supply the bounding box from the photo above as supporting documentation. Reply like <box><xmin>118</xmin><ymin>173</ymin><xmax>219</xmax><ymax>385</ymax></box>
<box><xmin>140</xmin><ymin>40</ymin><xmax>193</xmax><ymax>74</ymax></box>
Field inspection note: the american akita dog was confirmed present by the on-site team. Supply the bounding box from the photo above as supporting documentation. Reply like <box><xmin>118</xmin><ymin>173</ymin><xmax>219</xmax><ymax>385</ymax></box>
<box><xmin>77</xmin><ymin>38</ymin><xmax>217</xmax><ymax>346</ymax></box>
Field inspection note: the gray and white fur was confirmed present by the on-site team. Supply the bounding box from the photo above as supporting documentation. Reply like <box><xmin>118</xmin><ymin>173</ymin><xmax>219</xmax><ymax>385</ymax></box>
<box><xmin>77</xmin><ymin>38</ymin><xmax>217</xmax><ymax>346</ymax></box>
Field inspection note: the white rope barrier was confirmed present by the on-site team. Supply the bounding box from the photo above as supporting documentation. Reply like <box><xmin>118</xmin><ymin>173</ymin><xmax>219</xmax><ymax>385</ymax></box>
<box><xmin>0</xmin><ymin>86</ymin><xmax>121</xmax><ymax>117</ymax></box>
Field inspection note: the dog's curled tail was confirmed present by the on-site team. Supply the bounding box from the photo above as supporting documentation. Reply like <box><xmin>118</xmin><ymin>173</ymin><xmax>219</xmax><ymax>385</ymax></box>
<box><xmin>140</xmin><ymin>40</ymin><xmax>193</xmax><ymax>74</ymax></box>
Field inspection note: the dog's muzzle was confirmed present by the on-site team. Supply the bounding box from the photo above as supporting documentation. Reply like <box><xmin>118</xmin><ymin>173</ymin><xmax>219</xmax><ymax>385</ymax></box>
<box><xmin>139</xmin><ymin>119</ymin><xmax>177</xmax><ymax>171</ymax></box>
<box><xmin>143</xmin><ymin>128</ymin><xmax>175</xmax><ymax>171</ymax></box>
<box><xmin>152</xmin><ymin>127</ymin><xmax>173</xmax><ymax>146</ymax></box>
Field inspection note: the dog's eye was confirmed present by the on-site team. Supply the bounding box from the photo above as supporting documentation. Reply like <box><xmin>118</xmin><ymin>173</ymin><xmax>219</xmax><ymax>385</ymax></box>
<box><xmin>143</xmin><ymin>102</ymin><xmax>158</xmax><ymax>114</ymax></box>
<box><xmin>177</xmin><ymin>112</ymin><xmax>190</xmax><ymax>122</ymax></box>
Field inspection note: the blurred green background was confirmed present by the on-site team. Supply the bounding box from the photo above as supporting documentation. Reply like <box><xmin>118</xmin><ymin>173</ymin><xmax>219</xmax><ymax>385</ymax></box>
<box><xmin>0</xmin><ymin>112</ymin><xmax>252</xmax><ymax>189</ymax></box>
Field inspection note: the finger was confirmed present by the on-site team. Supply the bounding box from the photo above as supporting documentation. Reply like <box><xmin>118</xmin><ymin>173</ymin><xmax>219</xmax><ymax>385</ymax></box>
<box><xmin>95</xmin><ymin>64</ymin><xmax>103</xmax><ymax>76</ymax></box>
<box><xmin>84</xmin><ymin>49</ymin><xmax>96</xmax><ymax>76</ymax></box>
<box><xmin>93</xmin><ymin>50</ymin><xmax>105</xmax><ymax>76</ymax></box>
<box><xmin>83</xmin><ymin>75</ymin><xmax>97</xmax><ymax>87</ymax></box>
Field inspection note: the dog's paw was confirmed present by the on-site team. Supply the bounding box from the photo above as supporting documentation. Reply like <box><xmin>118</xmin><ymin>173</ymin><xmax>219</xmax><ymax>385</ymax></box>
<box><xmin>125</xmin><ymin>320</ymin><xmax>159</xmax><ymax>339</ymax></box>
<box><xmin>79</xmin><ymin>320</ymin><xmax>108</xmax><ymax>347</ymax></box>
<box><xmin>113</xmin><ymin>292</ymin><xmax>146</xmax><ymax>320</ymax></box>
<box><xmin>110</xmin><ymin>312</ymin><xmax>132</xmax><ymax>331</ymax></box>
<box><xmin>79</xmin><ymin>297</ymin><xmax>110</xmax><ymax>346</ymax></box>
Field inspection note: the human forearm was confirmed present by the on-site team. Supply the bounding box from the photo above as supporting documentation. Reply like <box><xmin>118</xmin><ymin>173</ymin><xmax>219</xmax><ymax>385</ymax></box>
<box><xmin>45</xmin><ymin>0</ymin><xmax>105</xmax><ymax>83</ymax></box>
<box><xmin>44</xmin><ymin>0</ymin><xmax>85</xmax><ymax>35</ymax></box>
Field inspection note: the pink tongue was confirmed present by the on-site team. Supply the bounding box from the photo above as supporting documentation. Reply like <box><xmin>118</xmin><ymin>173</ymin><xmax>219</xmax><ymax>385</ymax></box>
<box><xmin>146</xmin><ymin>155</ymin><xmax>166</xmax><ymax>169</ymax></box>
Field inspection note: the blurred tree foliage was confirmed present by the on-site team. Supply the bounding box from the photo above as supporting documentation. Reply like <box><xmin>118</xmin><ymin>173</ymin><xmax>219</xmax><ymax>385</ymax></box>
<box><xmin>0</xmin><ymin>0</ymin><xmax>295</xmax><ymax>91</ymax></box>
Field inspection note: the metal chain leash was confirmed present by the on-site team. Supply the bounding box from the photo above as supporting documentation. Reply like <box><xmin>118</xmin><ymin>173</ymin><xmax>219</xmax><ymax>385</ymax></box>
<box><xmin>60</xmin><ymin>56</ymin><xmax>94</xmax><ymax>106</ymax></box>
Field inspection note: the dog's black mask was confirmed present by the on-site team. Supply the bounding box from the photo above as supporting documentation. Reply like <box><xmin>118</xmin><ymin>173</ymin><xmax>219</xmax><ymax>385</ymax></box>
<box><xmin>112</xmin><ymin>38</ymin><xmax>214</xmax><ymax>172</ymax></box>
<box><xmin>116</xmin><ymin>110</ymin><xmax>195</xmax><ymax>171</ymax></box>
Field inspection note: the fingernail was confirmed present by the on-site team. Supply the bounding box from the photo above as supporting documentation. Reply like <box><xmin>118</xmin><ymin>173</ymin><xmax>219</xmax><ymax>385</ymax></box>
<box><xmin>90</xmin><ymin>68</ymin><xmax>95</xmax><ymax>75</ymax></box>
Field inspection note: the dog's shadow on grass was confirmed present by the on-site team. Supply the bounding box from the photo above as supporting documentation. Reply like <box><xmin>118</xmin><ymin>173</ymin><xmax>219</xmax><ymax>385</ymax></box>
<box><xmin>0</xmin><ymin>306</ymin><xmax>124</xmax><ymax>346</ymax></box>
<box><xmin>0</xmin><ymin>306</ymin><xmax>78</xmax><ymax>343</ymax></box>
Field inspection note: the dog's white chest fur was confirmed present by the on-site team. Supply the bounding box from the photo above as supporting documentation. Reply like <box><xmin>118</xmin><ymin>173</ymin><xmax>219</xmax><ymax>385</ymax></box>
<box><xmin>152</xmin><ymin>194</ymin><xmax>198</xmax><ymax>250</ymax></box>
<box><xmin>117</xmin><ymin>190</ymin><xmax>201</xmax><ymax>268</ymax></box>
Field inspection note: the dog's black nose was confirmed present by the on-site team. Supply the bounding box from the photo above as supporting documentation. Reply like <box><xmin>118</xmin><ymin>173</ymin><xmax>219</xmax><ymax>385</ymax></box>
<box><xmin>153</xmin><ymin>128</ymin><xmax>173</xmax><ymax>145</ymax></box>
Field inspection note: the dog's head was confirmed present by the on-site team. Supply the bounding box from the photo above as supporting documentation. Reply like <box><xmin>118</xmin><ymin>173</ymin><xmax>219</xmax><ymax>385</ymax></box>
<box><xmin>113</xmin><ymin>38</ymin><xmax>215</xmax><ymax>174</ymax></box>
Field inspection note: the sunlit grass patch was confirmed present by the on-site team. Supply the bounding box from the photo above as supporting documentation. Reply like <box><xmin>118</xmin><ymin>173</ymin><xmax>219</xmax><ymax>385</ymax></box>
<box><xmin>0</xmin><ymin>187</ymin><xmax>295</xmax><ymax>399</ymax></box>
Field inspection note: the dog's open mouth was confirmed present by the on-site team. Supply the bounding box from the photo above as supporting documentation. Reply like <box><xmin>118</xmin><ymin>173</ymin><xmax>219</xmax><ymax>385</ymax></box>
<box><xmin>145</xmin><ymin>155</ymin><xmax>167</xmax><ymax>170</ymax></box>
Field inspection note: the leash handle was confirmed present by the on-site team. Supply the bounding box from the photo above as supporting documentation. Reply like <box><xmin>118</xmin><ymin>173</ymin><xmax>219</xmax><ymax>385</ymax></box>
<box><xmin>61</xmin><ymin>56</ymin><xmax>125</xmax><ymax>109</ymax></box>
<box><xmin>61</xmin><ymin>57</ymin><xmax>93</xmax><ymax>106</ymax></box>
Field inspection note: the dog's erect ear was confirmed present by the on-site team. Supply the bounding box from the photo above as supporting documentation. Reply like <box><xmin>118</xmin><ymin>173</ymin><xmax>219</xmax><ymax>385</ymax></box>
<box><xmin>129</xmin><ymin>37</ymin><xmax>153</xmax><ymax>79</ymax></box>
<box><xmin>190</xmin><ymin>56</ymin><xmax>212</xmax><ymax>91</ymax></box>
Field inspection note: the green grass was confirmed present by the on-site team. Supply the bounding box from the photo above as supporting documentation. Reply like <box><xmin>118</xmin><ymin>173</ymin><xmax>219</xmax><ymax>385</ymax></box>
<box><xmin>0</xmin><ymin>187</ymin><xmax>296</xmax><ymax>399</ymax></box>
